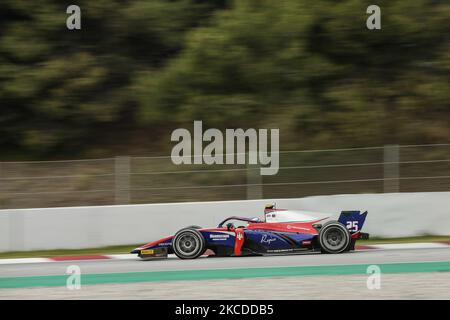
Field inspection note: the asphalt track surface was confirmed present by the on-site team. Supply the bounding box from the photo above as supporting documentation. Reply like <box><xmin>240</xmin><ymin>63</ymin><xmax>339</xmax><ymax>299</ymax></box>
<box><xmin>3</xmin><ymin>272</ymin><xmax>449</xmax><ymax>299</ymax></box>
<box><xmin>1</xmin><ymin>247</ymin><xmax>449</xmax><ymax>278</ymax></box>
<box><xmin>1</xmin><ymin>247</ymin><xmax>449</xmax><ymax>299</ymax></box>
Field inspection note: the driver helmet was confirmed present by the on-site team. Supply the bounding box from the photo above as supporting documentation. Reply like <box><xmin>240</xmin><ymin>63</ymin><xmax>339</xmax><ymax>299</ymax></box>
<box><xmin>264</xmin><ymin>203</ymin><xmax>276</xmax><ymax>221</ymax></box>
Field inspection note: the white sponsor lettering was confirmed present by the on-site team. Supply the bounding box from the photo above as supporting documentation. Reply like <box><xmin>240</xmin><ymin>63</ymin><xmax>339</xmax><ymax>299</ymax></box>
<box><xmin>286</xmin><ymin>225</ymin><xmax>310</xmax><ymax>231</ymax></box>
<box><xmin>209</xmin><ymin>234</ymin><xmax>230</xmax><ymax>240</ymax></box>
<box><xmin>261</xmin><ymin>234</ymin><xmax>277</xmax><ymax>244</ymax></box>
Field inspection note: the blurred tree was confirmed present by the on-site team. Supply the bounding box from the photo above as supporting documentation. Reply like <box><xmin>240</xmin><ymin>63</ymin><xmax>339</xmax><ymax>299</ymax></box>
<box><xmin>0</xmin><ymin>0</ymin><xmax>229</xmax><ymax>158</ymax></box>
<box><xmin>0</xmin><ymin>0</ymin><xmax>448</xmax><ymax>159</ymax></box>
<box><xmin>137</xmin><ymin>0</ymin><xmax>450</xmax><ymax>149</ymax></box>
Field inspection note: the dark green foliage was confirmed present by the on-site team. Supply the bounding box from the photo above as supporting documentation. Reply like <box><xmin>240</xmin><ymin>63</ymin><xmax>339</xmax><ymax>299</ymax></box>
<box><xmin>0</xmin><ymin>0</ymin><xmax>448</xmax><ymax>159</ymax></box>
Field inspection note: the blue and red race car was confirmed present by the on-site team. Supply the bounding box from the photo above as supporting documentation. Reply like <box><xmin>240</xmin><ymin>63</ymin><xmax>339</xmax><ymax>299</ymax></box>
<box><xmin>131</xmin><ymin>205</ymin><xmax>369</xmax><ymax>259</ymax></box>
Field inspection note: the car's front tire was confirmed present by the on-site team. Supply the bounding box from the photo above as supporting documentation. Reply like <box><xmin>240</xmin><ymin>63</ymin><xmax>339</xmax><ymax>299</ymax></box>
<box><xmin>319</xmin><ymin>221</ymin><xmax>350</xmax><ymax>254</ymax></box>
<box><xmin>172</xmin><ymin>228</ymin><xmax>206</xmax><ymax>259</ymax></box>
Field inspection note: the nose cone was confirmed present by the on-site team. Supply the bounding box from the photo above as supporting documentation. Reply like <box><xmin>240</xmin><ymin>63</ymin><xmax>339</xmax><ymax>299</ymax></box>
<box><xmin>130</xmin><ymin>248</ymin><xmax>141</xmax><ymax>254</ymax></box>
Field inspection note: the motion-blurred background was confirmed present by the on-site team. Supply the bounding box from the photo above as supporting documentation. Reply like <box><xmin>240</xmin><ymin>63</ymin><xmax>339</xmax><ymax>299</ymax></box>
<box><xmin>0</xmin><ymin>0</ymin><xmax>449</xmax><ymax>209</ymax></box>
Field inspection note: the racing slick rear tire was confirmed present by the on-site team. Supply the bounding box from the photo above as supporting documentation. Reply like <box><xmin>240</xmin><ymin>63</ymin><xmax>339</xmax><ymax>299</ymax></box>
<box><xmin>345</xmin><ymin>238</ymin><xmax>356</xmax><ymax>251</ymax></box>
<box><xmin>172</xmin><ymin>228</ymin><xmax>206</xmax><ymax>259</ymax></box>
<box><xmin>319</xmin><ymin>221</ymin><xmax>350</xmax><ymax>254</ymax></box>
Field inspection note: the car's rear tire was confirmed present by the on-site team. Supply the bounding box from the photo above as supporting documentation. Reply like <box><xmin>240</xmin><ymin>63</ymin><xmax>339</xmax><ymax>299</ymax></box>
<box><xmin>319</xmin><ymin>221</ymin><xmax>350</xmax><ymax>254</ymax></box>
<box><xmin>345</xmin><ymin>238</ymin><xmax>356</xmax><ymax>251</ymax></box>
<box><xmin>172</xmin><ymin>228</ymin><xmax>206</xmax><ymax>259</ymax></box>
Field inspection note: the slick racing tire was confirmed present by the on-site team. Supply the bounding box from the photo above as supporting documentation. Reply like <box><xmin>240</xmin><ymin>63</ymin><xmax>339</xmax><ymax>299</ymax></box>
<box><xmin>172</xmin><ymin>228</ymin><xmax>206</xmax><ymax>259</ymax></box>
<box><xmin>345</xmin><ymin>238</ymin><xmax>356</xmax><ymax>251</ymax></box>
<box><xmin>319</xmin><ymin>221</ymin><xmax>350</xmax><ymax>254</ymax></box>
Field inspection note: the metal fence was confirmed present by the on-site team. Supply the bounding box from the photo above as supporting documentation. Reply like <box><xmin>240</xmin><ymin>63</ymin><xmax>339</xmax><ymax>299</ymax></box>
<box><xmin>0</xmin><ymin>144</ymin><xmax>449</xmax><ymax>209</ymax></box>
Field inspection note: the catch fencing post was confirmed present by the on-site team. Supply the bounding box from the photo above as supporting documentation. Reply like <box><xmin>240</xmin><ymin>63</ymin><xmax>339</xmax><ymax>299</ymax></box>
<box><xmin>115</xmin><ymin>156</ymin><xmax>130</xmax><ymax>204</ymax></box>
<box><xmin>383</xmin><ymin>144</ymin><xmax>400</xmax><ymax>193</ymax></box>
<box><xmin>246</xmin><ymin>151</ymin><xmax>263</xmax><ymax>199</ymax></box>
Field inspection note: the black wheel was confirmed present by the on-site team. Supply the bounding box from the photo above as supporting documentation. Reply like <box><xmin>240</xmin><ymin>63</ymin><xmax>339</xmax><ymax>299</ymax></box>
<box><xmin>319</xmin><ymin>221</ymin><xmax>350</xmax><ymax>254</ymax></box>
<box><xmin>172</xmin><ymin>228</ymin><xmax>206</xmax><ymax>259</ymax></box>
<box><xmin>346</xmin><ymin>238</ymin><xmax>356</xmax><ymax>251</ymax></box>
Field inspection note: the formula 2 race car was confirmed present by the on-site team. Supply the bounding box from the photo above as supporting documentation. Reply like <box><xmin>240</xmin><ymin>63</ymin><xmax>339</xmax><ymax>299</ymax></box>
<box><xmin>131</xmin><ymin>205</ymin><xmax>369</xmax><ymax>259</ymax></box>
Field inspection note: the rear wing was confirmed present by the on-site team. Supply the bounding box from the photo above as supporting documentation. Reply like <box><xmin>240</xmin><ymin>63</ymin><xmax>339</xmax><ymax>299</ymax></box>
<box><xmin>338</xmin><ymin>211</ymin><xmax>368</xmax><ymax>233</ymax></box>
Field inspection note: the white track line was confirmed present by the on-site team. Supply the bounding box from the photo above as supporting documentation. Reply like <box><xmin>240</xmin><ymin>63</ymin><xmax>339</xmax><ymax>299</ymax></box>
<box><xmin>0</xmin><ymin>258</ymin><xmax>50</xmax><ymax>265</ymax></box>
<box><xmin>366</xmin><ymin>242</ymin><xmax>449</xmax><ymax>250</ymax></box>
<box><xmin>104</xmin><ymin>254</ymin><xmax>136</xmax><ymax>260</ymax></box>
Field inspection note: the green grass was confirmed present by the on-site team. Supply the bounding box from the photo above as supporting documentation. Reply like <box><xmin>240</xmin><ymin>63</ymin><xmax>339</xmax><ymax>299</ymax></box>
<box><xmin>2</xmin><ymin>261</ymin><xmax>450</xmax><ymax>288</ymax></box>
<box><xmin>0</xmin><ymin>235</ymin><xmax>449</xmax><ymax>260</ymax></box>
<box><xmin>0</xmin><ymin>244</ymin><xmax>140</xmax><ymax>259</ymax></box>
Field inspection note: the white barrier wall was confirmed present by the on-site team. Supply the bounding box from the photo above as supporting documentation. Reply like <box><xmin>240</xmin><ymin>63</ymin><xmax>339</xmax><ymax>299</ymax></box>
<box><xmin>0</xmin><ymin>192</ymin><xmax>449</xmax><ymax>252</ymax></box>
